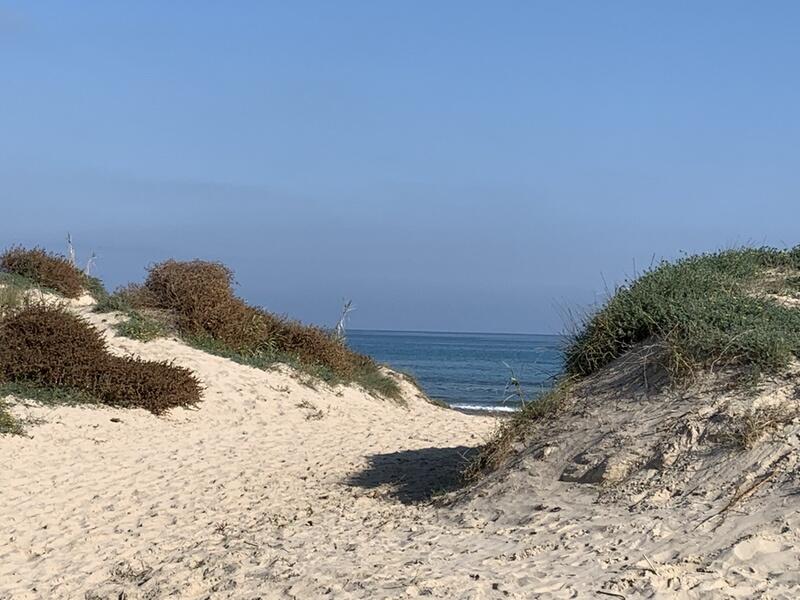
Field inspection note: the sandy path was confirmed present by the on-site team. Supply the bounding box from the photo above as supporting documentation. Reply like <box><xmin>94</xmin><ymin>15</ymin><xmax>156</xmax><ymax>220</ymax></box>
<box><xmin>3</xmin><ymin>304</ymin><xmax>799</xmax><ymax>599</ymax></box>
<box><xmin>0</xmin><ymin>306</ymin><xmax>497</xmax><ymax>599</ymax></box>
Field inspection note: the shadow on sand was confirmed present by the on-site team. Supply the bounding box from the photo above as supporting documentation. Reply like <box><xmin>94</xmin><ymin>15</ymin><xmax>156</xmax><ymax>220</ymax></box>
<box><xmin>347</xmin><ymin>445</ymin><xmax>478</xmax><ymax>504</ymax></box>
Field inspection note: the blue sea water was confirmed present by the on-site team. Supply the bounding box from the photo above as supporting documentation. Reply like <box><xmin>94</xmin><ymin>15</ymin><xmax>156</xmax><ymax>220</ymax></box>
<box><xmin>346</xmin><ymin>330</ymin><xmax>565</xmax><ymax>412</ymax></box>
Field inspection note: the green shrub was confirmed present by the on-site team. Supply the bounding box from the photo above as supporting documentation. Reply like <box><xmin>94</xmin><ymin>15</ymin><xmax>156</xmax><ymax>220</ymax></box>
<box><xmin>0</xmin><ymin>246</ymin><xmax>88</xmax><ymax>298</ymax></box>
<box><xmin>0</xmin><ymin>304</ymin><xmax>201</xmax><ymax>414</ymax></box>
<box><xmin>566</xmin><ymin>247</ymin><xmax>800</xmax><ymax>380</ymax></box>
<box><xmin>469</xmin><ymin>246</ymin><xmax>800</xmax><ymax>478</ymax></box>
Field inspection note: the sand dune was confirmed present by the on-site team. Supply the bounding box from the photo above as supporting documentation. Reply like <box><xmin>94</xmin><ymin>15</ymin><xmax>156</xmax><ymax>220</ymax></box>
<box><xmin>2</xmin><ymin>299</ymin><xmax>799</xmax><ymax>598</ymax></box>
<box><xmin>1</xmin><ymin>302</ymin><xmax>496</xmax><ymax>599</ymax></box>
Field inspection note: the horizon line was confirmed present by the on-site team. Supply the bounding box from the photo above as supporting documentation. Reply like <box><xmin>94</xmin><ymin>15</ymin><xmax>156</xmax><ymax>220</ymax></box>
<box><xmin>347</xmin><ymin>327</ymin><xmax>566</xmax><ymax>337</ymax></box>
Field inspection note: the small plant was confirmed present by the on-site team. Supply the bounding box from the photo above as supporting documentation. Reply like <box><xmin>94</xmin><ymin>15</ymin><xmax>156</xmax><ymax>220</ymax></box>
<box><xmin>718</xmin><ymin>406</ymin><xmax>797</xmax><ymax>450</ymax></box>
<box><xmin>296</xmin><ymin>399</ymin><xmax>324</xmax><ymax>420</ymax></box>
<box><xmin>0</xmin><ymin>400</ymin><xmax>23</xmax><ymax>435</ymax></box>
<box><xmin>465</xmin><ymin>377</ymin><xmax>575</xmax><ymax>480</ymax></box>
<box><xmin>333</xmin><ymin>299</ymin><xmax>354</xmax><ymax>342</ymax></box>
<box><xmin>501</xmin><ymin>361</ymin><xmax>527</xmax><ymax>407</ymax></box>
<box><xmin>115</xmin><ymin>313</ymin><xmax>167</xmax><ymax>342</ymax></box>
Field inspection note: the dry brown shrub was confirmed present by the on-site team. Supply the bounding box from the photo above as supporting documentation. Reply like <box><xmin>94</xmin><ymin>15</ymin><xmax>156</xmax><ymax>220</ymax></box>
<box><xmin>0</xmin><ymin>304</ymin><xmax>201</xmax><ymax>414</ymax></box>
<box><xmin>0</xmin><ymin>302</ymin><xmax>107</xmax><ymax>386</ymax></box>
<box><xmin>141</xmin><ymin>259</ymin><xmax>378</xmax><ymax>376</ymax></box>
<box><xmin>142</xmin><ymin>260</ymin><xmax>270</xmax><ymax>350</ymax></box>
<box><xmin>115</xmin><ymin>283</ymin><xmax>158</xmax><ymax>308</ymax></box>
<box><xmin>0</xmin><ymin>246</ymin><xmax>87</xmax><ymax>298</ymax></box>
<box><xmin>95</xmin><ymin>356</ymin><xmax>201</xmax><ymax>413</ymax></box>
<box><xmin>278</xmin><ymin>318</ymin><xmax>373</xmax><ymax>376</ymax></box>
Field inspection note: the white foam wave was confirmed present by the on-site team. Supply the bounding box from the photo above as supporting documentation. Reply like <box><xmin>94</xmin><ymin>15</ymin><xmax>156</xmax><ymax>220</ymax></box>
<box><xmin>450</xmin><ymin>404</ymin><xmax>518</xmax><ymax>413</ymax></box>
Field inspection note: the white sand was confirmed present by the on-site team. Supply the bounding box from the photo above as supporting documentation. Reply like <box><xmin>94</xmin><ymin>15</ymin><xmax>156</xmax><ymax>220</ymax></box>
<box><xmin>1</xmin><ymin>301</ymin><xmax>799</xmax><ymax>599</ymax></box>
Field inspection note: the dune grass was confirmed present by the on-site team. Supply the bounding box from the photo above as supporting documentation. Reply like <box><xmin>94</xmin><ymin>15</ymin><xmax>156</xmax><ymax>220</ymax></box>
<box><xmin>566</xmin><ymin>247</ymin><xmax>800</xmax><ymax>380</ymax></box>
<box><xmin>115</xmin><ymin>311</ymin><xmax>168</xmax><ymax>342</ymax></box>
<box><xmin>0</xmin><ymin>403</ymin><xmax>22</xmax><ymax>434</ymax></box>
<box><xmin>464</xmin><ymin>378</ymin><xmax>574</xmax><ymax>479</ymax></box>
<box><xmin>468</xmin><ymin>246</ymin><xmax>800</xmax><ymax>478</ymax></box>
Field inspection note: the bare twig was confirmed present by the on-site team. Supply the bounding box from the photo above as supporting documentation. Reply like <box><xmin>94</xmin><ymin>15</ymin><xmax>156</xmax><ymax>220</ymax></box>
<box><xmin>334</xmin><ymin>299</ymin><xmax>354</xmax><ymax>341</ymax></box>
<box><xmin>66</xmin><ymin>233</ymin><xmax>76</xmax><ymax>266</ymax></box>
<box><xmin>84</xmin><ymin>252</ymin><xmax>97</xmax><ymax>276</ymax></box>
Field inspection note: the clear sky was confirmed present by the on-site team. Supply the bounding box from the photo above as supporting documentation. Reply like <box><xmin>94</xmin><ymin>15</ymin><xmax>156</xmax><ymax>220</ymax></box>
<box><xmin>2</xmin><ymin>2</ymin><xmax>799</xmax><ymax>333</ymax></box>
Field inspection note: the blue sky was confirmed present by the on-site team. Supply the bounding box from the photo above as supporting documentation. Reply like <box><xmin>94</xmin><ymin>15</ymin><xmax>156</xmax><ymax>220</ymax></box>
<box><xmin>2</xmin><ymin>2</ymin><xmax>799</xmax><ymax>333</ymax></box>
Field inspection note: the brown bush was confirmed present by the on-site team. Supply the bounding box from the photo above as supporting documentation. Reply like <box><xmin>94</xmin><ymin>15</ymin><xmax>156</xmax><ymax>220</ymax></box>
<box><xmin>0</xmin><ymin>304</ymin><xmax>201</xmax><ymax>414</ymax></box>
<box><xmin>0</xmin><ymin>302</ymin><xmax>107</xmax><ymax>386</ymax></box>
<box><xmin>0</xmin><ymin>246</ymin><xmax>87</xmax><ymax>298</ymax></box>
<box><xmin>141</xmin><ymin>259</ymin><xmax>377</xmax><ymax>376</ymax></box>
<box><xmin>94</xmin><ymin>356</ymin><xmax>201</xmax><ymax>413</ymax></box>
<box><xmin>278</xmin><ymin>318</ymin><xmax>373</xmax><ymax>376</ymax></box>
<box><xmin>142</xmin><ymin>260</ymin><xmax>269</xmax><ymax>350</ymax></box>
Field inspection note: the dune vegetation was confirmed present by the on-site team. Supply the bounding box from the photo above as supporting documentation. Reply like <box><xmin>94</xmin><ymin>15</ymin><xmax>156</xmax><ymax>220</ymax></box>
<box><xmin>0</xmin><ymin>302</ymin><xmax>201</xmax><ymax>433</ymax></box>
<box><xmin>96</xmin><ymin>259</ymin><xmax>400</xmax><ymax>399</ymax></box>
<box><xmin>0</xmin><ymin>246</ymin><xmax>200</xmax><ymax>433</ymax></box>
<box><xmin>0</xmin><ymin>246</ymin><xmax>106</xmax><ymax>300</ymax></box>
<box><xmin>470</xmin><ymin>246</ymin><xmax>800</xmax><ymax>477</ymax></box>
<box><xmin>0</xmin><ymin>245</ymin><xmax>400</xmax><ymax>434</ymax></box>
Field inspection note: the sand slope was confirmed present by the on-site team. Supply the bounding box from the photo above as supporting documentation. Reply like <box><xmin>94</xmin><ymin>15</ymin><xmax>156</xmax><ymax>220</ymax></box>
<box><xmin>2</xmin><ymin>302</ymin><xmax>800</xmax><ymax>599</ymax></box>
<box><xmin>0</xmin><ymin>303</ymin><xmax>497</xmax><ymax>599</ymax></box>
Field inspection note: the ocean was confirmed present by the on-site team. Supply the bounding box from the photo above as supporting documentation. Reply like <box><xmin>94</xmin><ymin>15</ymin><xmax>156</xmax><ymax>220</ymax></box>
<box><xmin>346</xmin><ymin>330</ymin><xmax>565</xmax><ymax>412</ymax></box>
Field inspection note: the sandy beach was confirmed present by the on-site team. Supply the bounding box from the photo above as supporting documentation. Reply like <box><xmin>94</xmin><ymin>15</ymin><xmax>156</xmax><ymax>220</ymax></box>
<box><xmin>2</xmin><ymin>294</ymin><xmax>799</xmax><ymax>599</ymax></box>
<box><xmin>1</xmin><ymin>300</ymin><xmax>498</xmax><ymax>599</ymax></box>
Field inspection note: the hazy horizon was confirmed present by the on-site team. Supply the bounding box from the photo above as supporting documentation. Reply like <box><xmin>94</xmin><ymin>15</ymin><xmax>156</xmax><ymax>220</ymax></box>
<box><xmin>3</xmin><ymin>2</ymin><xmax>800</xmax><ymax>333</ymax></box>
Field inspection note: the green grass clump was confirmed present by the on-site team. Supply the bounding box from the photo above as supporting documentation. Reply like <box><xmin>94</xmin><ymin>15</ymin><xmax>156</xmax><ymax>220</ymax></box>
<box><xmin>0</xmin><ymin>401</ymin><xmax>23</xmax><ymax>435</ymax></box>
<box><xmin>566</xmin><ymin>247</ymin><xmax>800</xmax><ymax>380</ymax></box>
<box><xmin>465</xmin><ymin>379</ymin><xmax>574</xmax><ymax>479</ymax></box>
<box><xmin>115</xmin><ymin>312</ymin><xmax>167</xmax><ymax>342</ymax></box>
<box><xmin>0</xmin><ymin>381</ymin><xmax>101</xmax><ymax>406</ymax></box>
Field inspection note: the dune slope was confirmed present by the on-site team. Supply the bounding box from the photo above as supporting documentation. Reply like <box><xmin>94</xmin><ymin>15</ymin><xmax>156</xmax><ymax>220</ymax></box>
<box><xmin>2</xmin><ymin>295</ymin><xmax>800</xmax><ymax>599</ymax></box>
<box><xmin>1</xmin><ymin>301</ymin><xmax>498</xmax><ymax>599</ymax></box>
